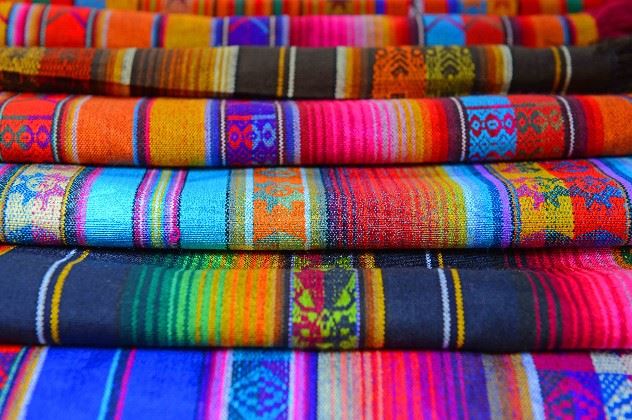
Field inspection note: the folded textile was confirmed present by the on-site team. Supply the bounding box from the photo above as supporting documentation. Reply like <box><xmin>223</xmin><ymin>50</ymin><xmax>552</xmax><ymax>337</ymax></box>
<box><xmin>1</xmin><ymin>244</ymin><xmax>630</xmax><ymax>350</ymax></box>
<box><xmin>3</xmin><ymin>244</ymin><xmax>632</xmax><ymax>271</ymax></box>
<box><xmin>0</xmin><ymin>346</ymin><xmax>629</xmax><ymax>418</ymax></box>
<box><xmin>24</xmin><ymin>0</ymin><xmax>414</xmax><ymax>15</ymax></box>
<box><xmin>0</xmin><ymin>3</ymin><xmax>609</xmax><ymax>48</ymax></box>
<box><xmin>2</xmin><ymin>158</ymin><xmax>632</xmax><ymax>250</ymax></box>
<box><xmin>15</xmin><ymin>0</ymin><xmax>606</xmax><ymax>16</ymax></box>
<box><xmin>2</xmin><ymin>93</ymin><xmax>631</xmax><ymax>167</ymax></box>
<box><xmin>2</xmin><ymin>40</ymin><xmax>630</xmax><ymax>99</ymax></box>
<box><xmin>417</xmin><ymin>0</ymin><xmax>606</xmax><ymax>14</ymax></box>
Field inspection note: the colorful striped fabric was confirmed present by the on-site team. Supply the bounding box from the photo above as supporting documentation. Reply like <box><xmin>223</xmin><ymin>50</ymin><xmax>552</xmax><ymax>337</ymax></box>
<box><xmin>1</xmin><ymin>244</ymin><xmax>631</xmax><ymax>350</ymax></box>
<box><xmin>3</xmin><ymin>243</ymin><xmax>632</xmax><ymax>271</ymax></box>
<box><xmin>1</xmin><ymin>346</ymin><xmax>630</xmax><ymax>419</ymax></box>
<box><xmin>0</xmin><ymin>3</ymin><xmax>605</xmax><ymax>48</ymax></box>
<box><xmin>2</xmin><ymin>40</ymin><xmax>630</xmax><ymax>99</ymax></box>
<box><xmin>2</xmin><ymin>158</ymin><xmax>632</xmax><ymax>250</ymax></box>
<box><xmin>417</xmin><ymin>0</ymin><xmax>606</xmax><ymax>14</ymax></box>
<box><xmin>22</xmin><ymin>0</ymin><xmax>415</xmax><ymax>15</ymax></box>
<box><xmin>2</xmin><ymin>93</ymin><xmax>632</xmax><ymax>167</ymax></box>
<box><xmin>14</xmin><ymin>0</ymin><xmax>607</xmax><ymax>15</ymax></box>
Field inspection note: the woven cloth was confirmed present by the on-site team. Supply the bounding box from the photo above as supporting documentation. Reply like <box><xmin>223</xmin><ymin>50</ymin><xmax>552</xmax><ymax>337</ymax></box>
<box><xmin>2</xmin><ymin>159</ymin><xmax>632</xmax><ymax>250</ymax></box>
<box><xmin>4</xmin><ymin>244</ymin><xmax>632</xmax><ymax>271</ymax></box>
<box><xmin>1</xmin><ymin>244</ymin><xmax>631</xmax><ymax>350</ymax></box>
<box><xmin>14</xmin><ymin>0</ymin><xmax>606</xmax><ymax>15</ymax></box>
<box><xmin>1</xmin><ymin>93</ymin><xmax>632</xmax><ymax>167</ymax></box>
<box><xmin>2</xmin><ymin>40</ymin><xmax>630</xmax><ymax>99</ymax></box>
<box><xmin>0</xmin><ymin>3</ymin><xmax>605</xmax><ymax>48</ymax></box>
<box><xmin>0</xmin><ymin>346</ymin><xmax>630</xmax><ymax>418</ymax></box>
<box><xmin>18</xmin><ymin>0</ymin><xmax>414</xmax><ymax>15</ymax></box>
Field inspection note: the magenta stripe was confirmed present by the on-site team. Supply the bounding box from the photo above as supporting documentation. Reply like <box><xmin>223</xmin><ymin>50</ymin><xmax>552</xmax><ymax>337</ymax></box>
<box><xmin>164</xmin><ymin>170</ymin><xmax>186</xmax><ymax>247</ymax></box>
<box><xmin>133</xmin><ymin>169</ymin><xmax>159</xmax><ymax>247</ymax></box>
<box><xmin>291</xmin><ymin>352</ymin><xmax>306</xmax><ymax>418</ymax></box>
<box><xmin>74</xmin><ymin>168</ymin><xmax>103</xmax><ymax>245</ymax></box>
<box><xmin>11</xmin><ymin>4</ymin><xmax>30</xmax><ymax>46</ymax></box>
<box><xmin>206</xmin><ymin>351</ymin><xmax>229</xmax><ymax>420</ymax></box>
<box><xmin>113</xmin><ymin>350</ymin><xmax>137</xmax><ymax>420</ymax></box>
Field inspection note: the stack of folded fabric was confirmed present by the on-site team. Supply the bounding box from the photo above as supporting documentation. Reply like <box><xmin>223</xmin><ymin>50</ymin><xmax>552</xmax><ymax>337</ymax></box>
<box><xmin>0</xmin><ymin>0</ymin><xmax>631</xmax><ymax>418</ymax></box>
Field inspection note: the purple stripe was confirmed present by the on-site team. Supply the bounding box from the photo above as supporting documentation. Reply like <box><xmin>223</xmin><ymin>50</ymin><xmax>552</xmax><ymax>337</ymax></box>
<box><xmin>132</xmin><ymin>169</ymin><xmax>159</xmax><ymax>247</ymax></box>
<box><xmin>74</xmin><ymin>167</ymin><xmax>103</xmax><ymax>245</ymax></box>
<box><xmin>163</xmin><ymin>170</ymin><xmax>186</xmax><ymax>248</ymax></box>
<box><xmin>472</xmin><ymin>164</ymin><xmax>513</xmax><ymax>247</ymax></box>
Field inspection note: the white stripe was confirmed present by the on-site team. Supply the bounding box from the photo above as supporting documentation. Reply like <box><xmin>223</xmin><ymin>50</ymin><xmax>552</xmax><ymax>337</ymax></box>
<box><xmin>39</xmin><ymin>6</ymin><xmax>51</xmax><ymax>47</ymax></box>
<box><xmin>16</xmin><ymin>348</ymin><xmax>48</xmax><ymax>420</ymax></box>
<box><xmin>98</xmin><ymin>12</ymin><xmax>111</xmax><ymax>48</ymax></box>
<box><xmin>425</xmin><ymin>251</ymin><xmax>432</xmax><ymax>269</ymax></box>
<box><xmin>220</xmin><ymin>100</ymin><xmax>227</xmax><ymax>165</ymax></box>
<box><xmin>218</xmin><ymin>352</ymin><xmax>233</xmax><ymax>420</ymax></box>
<box><xmin>335</xmin><ymin>47</ymin><xmax>347</xmax><ymax>99</ymax></box>
<box><xmin>85</xmin><ymin>9</ymin><xmax>97</xmax><ymax>48</ymax></box>
<box><xmin>275</xmin><ymin>101</ymin><xmax>285</xmax><ymax>165</ymax></box>
<box><xmin>287</xmin><ymin>47</ymin><xmax>297</xmax><ymax>98</ymax></box>
<box><xmin>560</xmin><ymin>46</ymin><xmax>572</xmax><ymax>95</ymax></box>
<box><xmin>71</xmin><ymin>96</ymin><xmax>91</xmax><ymax>163</ymax></box>
<box><xmin>281</xmin><ymin>16</ymin><xmax>289</xmax><ymax>45</ymax></box>
<box><xmin>500</xmin><ymin>45</ymin><xmax>513</xmax><ymax>94</ymax></box>
<box><xmin>119</xmin><ymin>48</ymin><xmax>136</xmax><ymax>86</ymax></box>
<box><xmin>225</xmin><ymin>46</ymin><xmax>239</xmax><ymax>94</ymax></box>
<box><xmin>222</xmin><ymin>17</ymin><xmax>229</xmax><ymax>46</ymax></box>
<box><xmin>450</xmin><ymin>97</ymin><xmax>467</xmax><ymax>162</ymax></box>
<box><xmin>213</xmin><ymin>46</ymin><xmax>224</xmax><ymax>94</ymax></box>
<box><xmin>24</xmin><ymin>5</ymin><xmax>39</xmax><ymax>46</ymax></box>
<box><xmin>438</xmin><ymin>268</ymin><xmax>451</xmax><ymax>349</ymax></box>
<box><xmin>287</xmin><ymin>352</ymin><xmax>296</xmax><ymax>415</ymax></box>
<box><xmin>415</xmin><ymin>14</ymin><xmax>424</xmax><ymax>46</ymax></box>
<box><xmin>269</xmin><ymin>16</ymin><xmax>276</xmax><ymax>47</ymax></box>
<box><xmin>521</xmin><ymin>354</ymin><xmax>546</xmax><ymax>420</ymax></box>
<box><xmin>300</xmin><ymin>168</ymin><xmax>311</xmax><ymax>249</ymax></box>
<box><xmin>50</xmin><ymin>96</ymin><xmax>73</xmax><ymax>162</ymax></box>
<box><xmin>35</xmin><ymin>250</ymin><xmax>77</xmax><ymax>344</ymax></box>
<box><xmin>558</xmin><ymin>96</ymin><xmax>575</xmax><ymax>157</ymax></box>
<box><xmin>501</xmin><ymin>16</ymin><xmax>513</xmax><ymax>46</ymax></box>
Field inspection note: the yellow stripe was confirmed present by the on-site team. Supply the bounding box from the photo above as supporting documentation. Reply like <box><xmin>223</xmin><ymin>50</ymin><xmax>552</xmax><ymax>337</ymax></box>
<box><xmin>276</xmin><ymin>48</ymin><xmax>286</xmax><ymax>97</ymax></box>
<box><xmin>193</xmin><ymin>270</ymin><xmax>208</xmax><ymax>345</ymax></box>
<box><xmin>358</xmin><ymin>253</ymin><xmax>376</xmax><ymax>268</ymax></box>
<box><xmin>450</xmin><ymin>268</ymin><xmax>465</xmax><ymax>349</ymax></box>
<box><xmin>365</xmin><ymin>269</ymin><xmax>386</xmax><ymax>348</ymax></box>
<box><xmin>50</xmin><ymin>250</ymin><xmax>90</xmax><ymax>344</ymax></box>
<box><xmin>512</xmin><ymin>355</ymin><xmax>535</xmax><ymax>418</ymax></box>
<box><xmin>568</xmin><ymin>13</ymin><xmax>598</xmax><ymax>46</ymax></box>
<box><xmin>3</xmin><ymin>348</ymin><xmax>45</xmax><ymax>420</ymax></box>
<box><xmin>207</xmin><ymin>269</ymin><xmax>221</xmax><ymax>345</ymax></box>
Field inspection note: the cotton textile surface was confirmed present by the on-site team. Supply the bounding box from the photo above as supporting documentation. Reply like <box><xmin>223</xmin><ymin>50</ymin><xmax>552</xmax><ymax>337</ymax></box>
<box><xmin>0</xmin><ymin>346</ymin><xmax>630</xmax><ymax>419</ymax></box>
<box><xmin>3</xmin><ymin>244</ymin><xmax>632</xmax><ymax>270</ymax></box>
<box><xmin>18</xmin><ymin>0</ymin><xmax>605</xmax><ymax>16</ymax></box>
<box><xmin>4</xmin><ymin>158</ymin><xmax>632</xmax><ymax>250</ymax></box>
<box><xmin>2</xmin><ymin>93</ymin><xmax>632</xmax><ymax>167</ymax></box>
<box><xmin>1</xmin><ymin>244</ymin><xmax>632</xmax><ymax>350</ymax></box>
<box><xmin>0</xmin><ymin>3</ymin><xmax>605</xmax><ymax>48</ymax></box>
<box><xmin>2</xmin><ymin>40</ymin><xmax>630</xmax><ymax>99</ymax></box>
